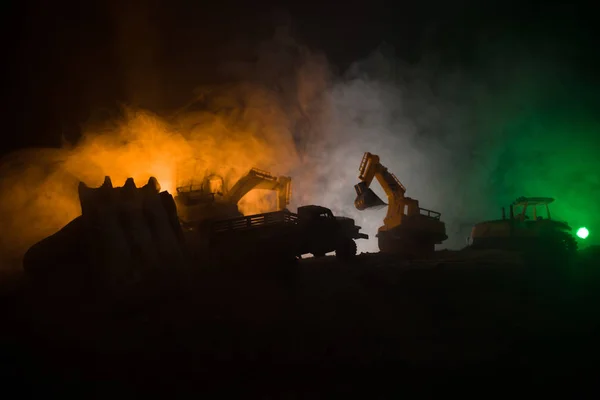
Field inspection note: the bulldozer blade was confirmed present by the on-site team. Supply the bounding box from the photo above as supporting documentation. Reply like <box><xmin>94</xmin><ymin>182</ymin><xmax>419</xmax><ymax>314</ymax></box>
<box><xmin>354</xmin><ymin>184</ymin><xmax>387</xmax><ymax>210</ymax></box>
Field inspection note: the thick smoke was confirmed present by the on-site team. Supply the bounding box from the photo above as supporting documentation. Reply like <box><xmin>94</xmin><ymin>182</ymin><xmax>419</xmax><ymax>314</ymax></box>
<box><xmin>0</xmin><ymin>31</ymin><xmax>327</xmax><ymax>273</ymax></box>
<box><xmin>293</xmin><ymin>47</ymin><xmax>475</xmax><ymax>252</ymax></box>
<box><xmin>307</xmin><ymin>42</ymin><xmax>600</xmax><ymax>254</ymax></box>
<box><xmin>1</xmin><ymin>26</ymin><xmax>599</xmax><ymax>275</ymax></box>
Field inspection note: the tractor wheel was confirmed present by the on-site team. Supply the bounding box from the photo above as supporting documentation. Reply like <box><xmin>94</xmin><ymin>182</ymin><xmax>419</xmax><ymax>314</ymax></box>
<box><xmin>528</xmin><ymin>232</ymin><xmax>578</xmax><ymax>264</ymax></box>
<box><xmin>563</xmin><ymin>233</ymin><xmax>578</xmax><ymax>254</ymax></box>
<box><xmin>336</xmin><ymin>238</ymin><xmax>357</xmax><ymax>261</ymax></box>
<box><xmin>554</xmin><ymin>232</ymin><xmax>578</xmax><ymax>260</ymax></box>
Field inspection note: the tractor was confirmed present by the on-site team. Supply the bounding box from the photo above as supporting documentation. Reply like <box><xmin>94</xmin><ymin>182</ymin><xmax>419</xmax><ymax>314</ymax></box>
<box><xmin>469</xmin><ymin>196</ymin><xmax>577</xmax><ymax>259</ymax></box>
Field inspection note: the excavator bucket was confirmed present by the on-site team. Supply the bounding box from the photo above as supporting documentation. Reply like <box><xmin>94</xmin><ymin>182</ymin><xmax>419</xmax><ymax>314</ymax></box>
<box><xmin>354</xmin><ymin>182</ymin><xmax>387</xmax><ymax>210</ymax></box>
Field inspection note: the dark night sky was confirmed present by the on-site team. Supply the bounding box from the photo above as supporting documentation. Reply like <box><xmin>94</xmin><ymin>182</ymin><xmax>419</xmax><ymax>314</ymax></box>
<box><xmin>1</xmin><ymin>0</ymin><xmax>597</xmax><ymax>156</ymax></box>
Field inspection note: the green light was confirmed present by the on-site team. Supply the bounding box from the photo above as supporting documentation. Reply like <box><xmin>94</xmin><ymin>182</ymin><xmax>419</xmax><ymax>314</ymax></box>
<box><xmin>577</xmin><ymin>227</ymin><xmax>589</xmax><ymax>239</ymax></box>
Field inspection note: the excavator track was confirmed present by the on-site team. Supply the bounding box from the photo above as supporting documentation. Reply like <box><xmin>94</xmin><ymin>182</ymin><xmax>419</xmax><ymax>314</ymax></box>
<box><xmin>377</xmin><ymin>229</ymin><xmax>437</xmax><ymax>256</ymax></box>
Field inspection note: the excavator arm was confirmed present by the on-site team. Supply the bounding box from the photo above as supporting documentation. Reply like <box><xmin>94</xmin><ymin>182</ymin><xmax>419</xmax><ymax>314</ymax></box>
<box><xmin>354</xmin><ymin>152</ymin><xmax>411</xmax><ymax>230</ymax></box>
<box><xmin>226</xmin><ymin>168</ymin><xmax>292</xmax><ymax>211</ymax></box>
<box><xmin>354</xmin><ymin>152</ymin><xmax>447</xmax><ymax>253</ymax></box>
<box><xmin>355</xmin><ymin>153</ymin><xmax>406</xmax><ymax>205</ymax></box>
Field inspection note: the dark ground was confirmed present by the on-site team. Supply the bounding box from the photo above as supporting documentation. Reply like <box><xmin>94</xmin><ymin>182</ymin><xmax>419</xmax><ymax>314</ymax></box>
<box><xmin>2</xmin><ymin>248</ymin><xmax>600</xmax><ymax>397</ymax></box>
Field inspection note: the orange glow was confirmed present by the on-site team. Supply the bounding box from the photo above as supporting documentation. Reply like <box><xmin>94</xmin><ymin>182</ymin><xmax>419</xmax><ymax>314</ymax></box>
<box><xmin>0</xmin><ymin>94</ymin><xmax>307</xmax><ymax>270</ymax></box>
<box><xmin>238</xmin><ymin>189</ymin><xmax>278</xmax><ymax>216</ymax></box>
<box><xmin>0</xmin><ymin>37</ymin><xmax>338</xmax><ymax>275</ymax></box>
<box><xmin>207</xmin><ymin>175</ymin><xmax>224</xmax><ymax>194</ymax></box>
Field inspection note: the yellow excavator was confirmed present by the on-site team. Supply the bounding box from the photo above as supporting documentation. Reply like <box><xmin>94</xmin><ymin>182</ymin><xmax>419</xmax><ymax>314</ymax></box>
<box><xmin>175</xmin><ymin>167</ymin><xmax>292</xmax><ymax>230</ymax></box>
<box><xmin>354</xmin><ymin>152</ymin><xmax>447</xmax><ymax>254</ymax></box>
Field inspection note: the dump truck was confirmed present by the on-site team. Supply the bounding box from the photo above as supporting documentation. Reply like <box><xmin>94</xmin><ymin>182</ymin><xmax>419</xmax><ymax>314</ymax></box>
<box><xmin>208</xmin><ymin>205</ymin><xmax>368</xmax><ymax>265</ymax></box>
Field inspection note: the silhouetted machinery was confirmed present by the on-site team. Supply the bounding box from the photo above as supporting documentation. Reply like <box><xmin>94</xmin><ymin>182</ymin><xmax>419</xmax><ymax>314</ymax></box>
<box><xmin>209</xmin><ymin>205</ymin><xmax>368</xmax><ymax>265</ymax></box>
<box><xmin>175</xmin><ymin>168</ymin><xmax>292</xmax><ymax>231</ymax></box>
<box><xmin>354</xmin><ymin>152</ymin><xmax>447</xmax><ymax>254</ymax></box>
<box><xmin>469</xmin><ymin>196</ymin><xmax>577</xmax><ymax>257</ymax></box>
<box><xmin>23</xmin><ymin>176</ymin><xmax>187</xmax><ymax>294</ymax></box>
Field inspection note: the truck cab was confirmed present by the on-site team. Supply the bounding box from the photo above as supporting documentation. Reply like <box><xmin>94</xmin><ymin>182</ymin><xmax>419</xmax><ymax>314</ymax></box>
<box><xmin>297</xmin><ymin>205</ymin><xmax>341</xmax><ymax>235</ymax></box>
<box><xmin>297</xmin><ymin>205</ymin><xmax>335</xmax><ymax>220</ymax></box>
<box><xmin>297</xmin><ymin>205</ymin><xmax>359</xmax><ymax>230</ymax></box>
<box><xmin>296</xmin><ymin>205</ymin><xmax>368</xmax><ymax>258</ymax></box>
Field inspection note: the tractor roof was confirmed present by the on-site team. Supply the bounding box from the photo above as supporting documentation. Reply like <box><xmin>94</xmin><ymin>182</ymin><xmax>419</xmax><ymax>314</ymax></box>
<box><xmin>512</xmin><ymin>196</ymin><xmax>555</xmax><ymax>206</ymax></box>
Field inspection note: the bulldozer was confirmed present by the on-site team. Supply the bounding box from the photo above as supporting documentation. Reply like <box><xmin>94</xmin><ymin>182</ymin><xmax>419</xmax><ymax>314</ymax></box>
<box><xmin>174</xmin><ymin>168</ymin><xmax>292</xmax><ymax>232</ymax></box>
<box><xmin>468</xmin><ymin>196</ymin><xmax>578</xmax><ymax>257</ymax></box>
<box><xmin>353</xmin><ymin>152</ymin><xmax>447</xmax><ymax>255</ymax></box>
<box><xmin>23</xmin><ymin>176</ymin><xmax>187</xmax><ymax>296</ymax></box>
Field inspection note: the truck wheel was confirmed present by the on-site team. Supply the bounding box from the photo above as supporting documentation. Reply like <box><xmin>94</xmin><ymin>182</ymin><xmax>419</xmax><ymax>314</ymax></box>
<box><xmin>336</xmin><ymin>238</ymin><xmax>357</xmax><ymax>261</ymax></box>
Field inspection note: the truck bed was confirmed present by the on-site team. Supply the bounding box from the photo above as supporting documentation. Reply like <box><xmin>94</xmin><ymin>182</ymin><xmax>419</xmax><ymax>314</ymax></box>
<box><xmin>208</xmin><ymin>211</ymin><xmax>302</xmax><ymax>264</ymax></box>
<box><xmin>210</xmin><ymin>210</ymin><xmax>298</xmax><ymax>234</ymax></box>
<box><xmin>208</xmin><ymin>208</ymin><xmax>367</xmax><ymax>264</ymax></box>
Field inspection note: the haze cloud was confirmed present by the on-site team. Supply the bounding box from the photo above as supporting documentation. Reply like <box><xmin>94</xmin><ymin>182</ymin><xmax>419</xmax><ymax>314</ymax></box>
<box><xmin>1</xmin><ymin>24</ymin><xmax>598</xmax><ymax>275</ymax></box>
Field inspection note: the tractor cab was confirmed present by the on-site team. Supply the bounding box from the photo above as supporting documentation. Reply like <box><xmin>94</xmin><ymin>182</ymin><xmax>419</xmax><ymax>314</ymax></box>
<box><xmin>508</xmin><ymin>196</ymin><xmax>572</xmax><ymax>234</ymax></box>
<box><xmin>511</xmin><ymin>196</ymin><xmax>554</xmax><ymax>222</ymax></box>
